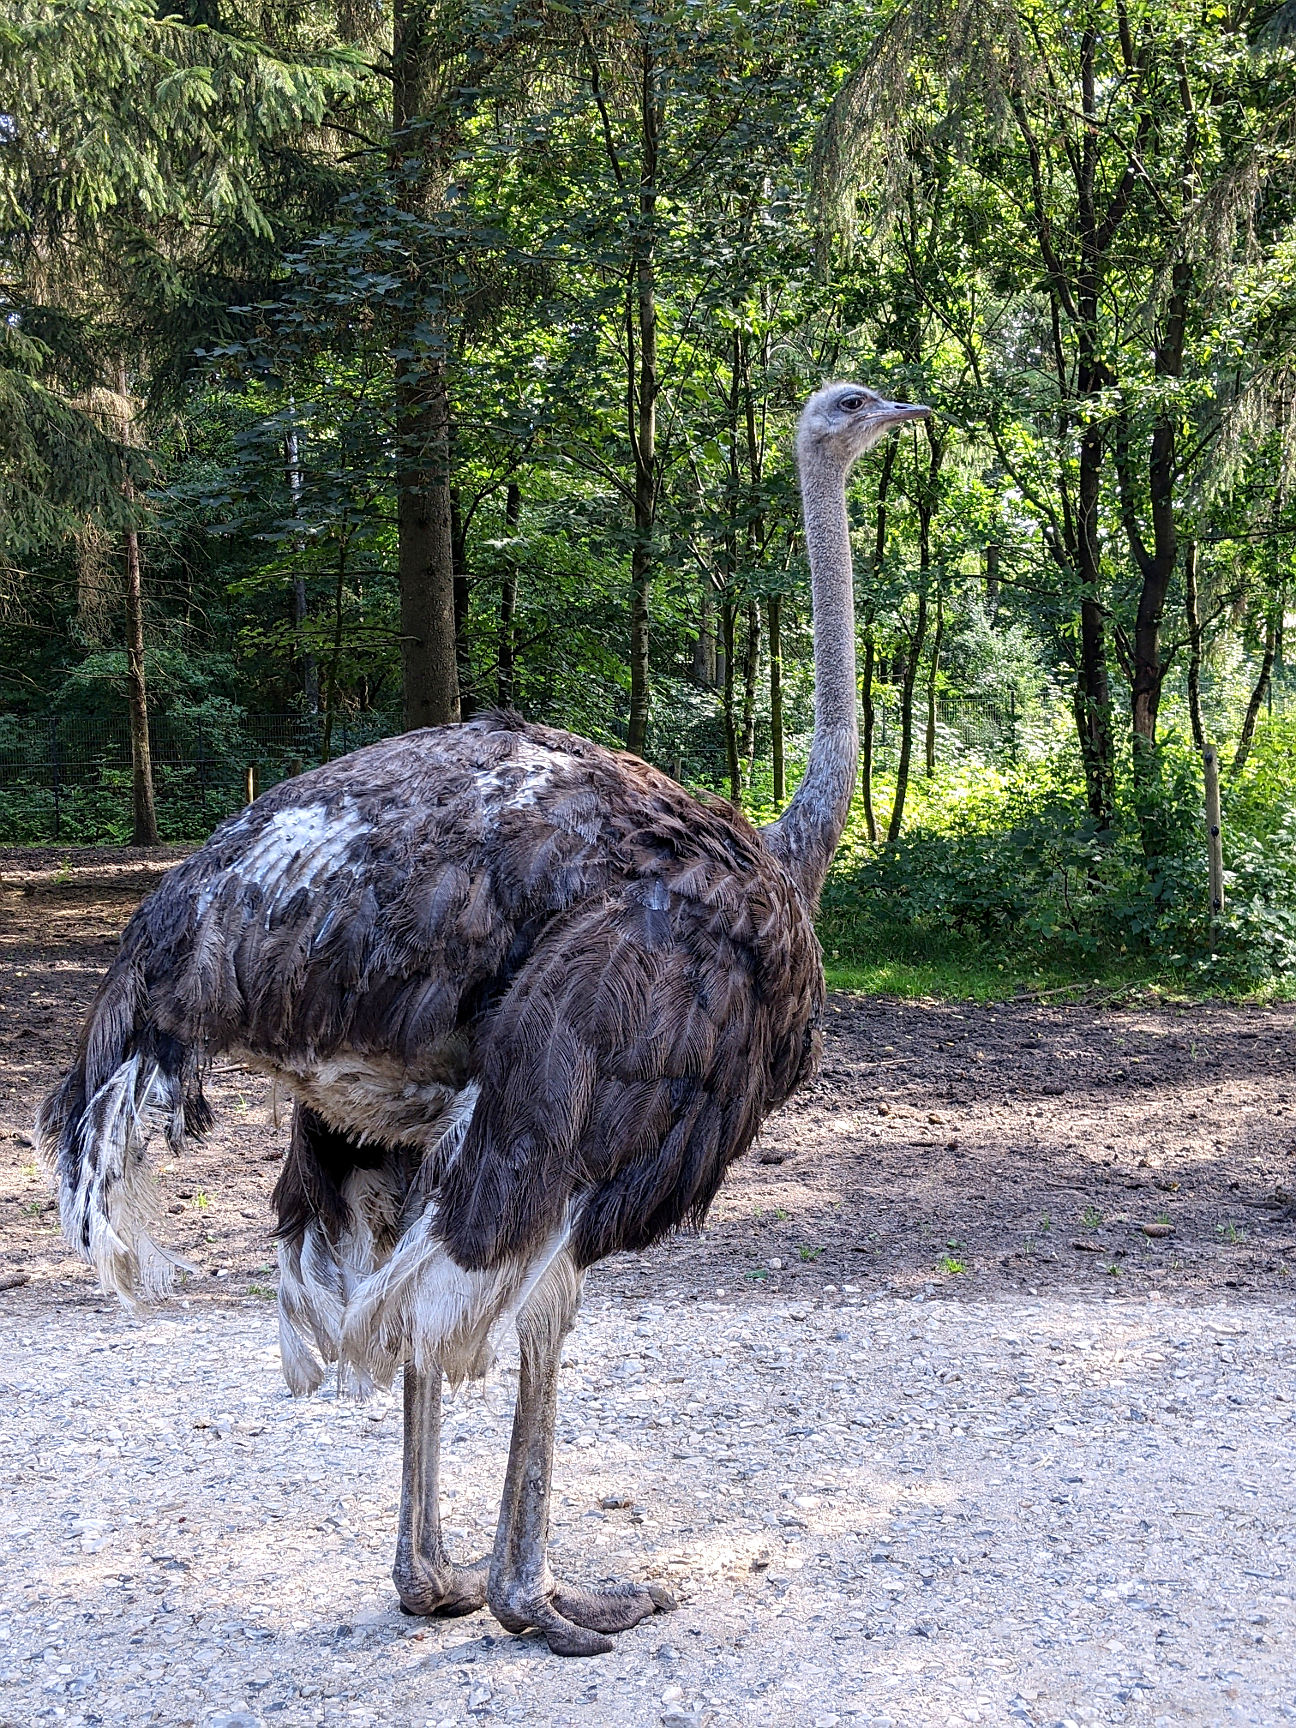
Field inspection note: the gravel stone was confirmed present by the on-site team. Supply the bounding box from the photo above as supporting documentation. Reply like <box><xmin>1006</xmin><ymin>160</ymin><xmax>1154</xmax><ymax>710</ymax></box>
<box><xmin>2</xmin><ymin>1291</ymin><xmax>1295</xmax><ymax>1725</ymax></box>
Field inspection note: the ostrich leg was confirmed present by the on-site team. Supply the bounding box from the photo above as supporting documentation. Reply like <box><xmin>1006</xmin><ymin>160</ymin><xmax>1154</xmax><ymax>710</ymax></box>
<box><xmin>487</xmin><ymin>1256</ymin><xmax>674</xmax><ymax>1656</ymax></box>
<box><xmin>392</xmin><ymin>1362</ymin><xmax>488</xmax><ymax>1616</ymax></box>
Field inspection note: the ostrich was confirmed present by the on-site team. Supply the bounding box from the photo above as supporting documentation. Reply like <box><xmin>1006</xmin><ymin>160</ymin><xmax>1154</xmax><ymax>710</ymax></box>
<box><xmin>39</xmin><ymin>381</ymin><xmax>929</xmax><ymax>1656</ymax></box>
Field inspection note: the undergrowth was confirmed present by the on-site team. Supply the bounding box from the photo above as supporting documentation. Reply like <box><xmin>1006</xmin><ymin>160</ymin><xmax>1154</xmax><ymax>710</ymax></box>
<box><xmin>816</xmin><ymin>717</ymin><xmax>1296</xmax><ymax>1000</ymax></box>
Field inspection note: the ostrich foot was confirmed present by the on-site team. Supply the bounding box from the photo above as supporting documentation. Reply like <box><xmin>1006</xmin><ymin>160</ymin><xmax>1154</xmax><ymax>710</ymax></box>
<box><xmin>395</xmin><ymin>1556</ymin><xmax>489</xmax><ymax>1618</ymax></box>
<box><xmin>490</xmin><ymin>1577</ymin><xmax>675</xmax><ymax>1656</ymax></box>
<box><xmin>553</xmin><ymin>1579</ymin><xmax>676</xmax><ymax>1634</ymax></box>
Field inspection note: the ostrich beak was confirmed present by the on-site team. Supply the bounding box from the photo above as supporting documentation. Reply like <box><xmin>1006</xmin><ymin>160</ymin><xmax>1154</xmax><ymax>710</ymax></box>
<box><xmin>876</xmin><ymin>399</ymin><xmax>931</xmax><ymax>424</ymax></box>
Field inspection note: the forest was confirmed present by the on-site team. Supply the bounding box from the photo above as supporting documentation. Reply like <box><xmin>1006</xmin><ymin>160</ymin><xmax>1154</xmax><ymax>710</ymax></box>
<box><xmin>3</xmin><ymin>0</ymin><xmax>1295</xmax><ymax>994</ymax></box>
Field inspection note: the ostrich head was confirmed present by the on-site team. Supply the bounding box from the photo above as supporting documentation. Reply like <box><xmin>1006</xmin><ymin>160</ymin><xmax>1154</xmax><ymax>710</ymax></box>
<box><xmin>797</xmin><ymin>381</ymin><xmax>931</xmax><ymax>467</ymax></box>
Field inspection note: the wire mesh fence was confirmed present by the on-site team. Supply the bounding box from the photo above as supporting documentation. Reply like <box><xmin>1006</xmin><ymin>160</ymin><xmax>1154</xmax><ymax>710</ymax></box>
<box><xmin>0</xmin><ymin>690</ymin><xmax>1034</xmax><ymax>844</ymax></box>
<box><xmin>0</xmin><ymin>710</ymin><xmax>397</xmax><ymax>844</ymax></box>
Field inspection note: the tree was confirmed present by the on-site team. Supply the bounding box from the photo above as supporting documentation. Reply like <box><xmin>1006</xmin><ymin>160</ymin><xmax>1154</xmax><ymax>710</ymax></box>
<box><xmin>1</xmin><ymin>0</ymin><xmax>361</xmax><ymax>837</ymax></box>
<box><xmin>816</xmin><ymin>0</ymin><xmax>1296</xmax><ymax>845</ymax></box>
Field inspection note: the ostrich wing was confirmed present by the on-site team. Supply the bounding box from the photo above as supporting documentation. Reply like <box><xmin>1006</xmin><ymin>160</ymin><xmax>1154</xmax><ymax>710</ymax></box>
<box><xmin>436</xmin><ymin>842</ymin><xmax>823</xmax><ymax>1274</ymax></box>
<box><xmin>131</xmin><ymin>717</ymin><xmax>616</xmax><ymax>1071</ymax></box>
<box><xmin>113</xmin><ymin>713</ymin><xmax>821</xmax><ymax>1265</ymax></box>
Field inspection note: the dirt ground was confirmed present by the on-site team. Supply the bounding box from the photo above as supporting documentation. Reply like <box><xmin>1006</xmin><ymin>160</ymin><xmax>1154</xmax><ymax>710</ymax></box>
<box><xmin>3</xmin><ymin>847</ymin><xmax>1294</xmax><ymax>1310</ymax></box>
<box><xmin>2</xmin><ymin>850</ymin><xmax>1296</xmax><ymax>1728</ymax></box>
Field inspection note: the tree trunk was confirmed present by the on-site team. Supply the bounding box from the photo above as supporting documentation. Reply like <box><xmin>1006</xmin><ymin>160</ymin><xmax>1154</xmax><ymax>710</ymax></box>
<box><xmin>397</xmin><ymin>364</ymin><xmax>460</xmax><ymax>729</ymax></box>
<box><xmin>736</xmin><ymin>329</ymin><xmax>768</xmax><ymax>795</ymax></box>
<box><xmin>393</xmin><ymin>0</ymin><xmax>461</xmax><ymax>731</ymax></box>
<box><xmin>1075</xmin><ymin>433</ymin><xmax>1115</xmax><ymax>830</ymax></box>
<box><xmin>1128</xmin><ymin>518</ymin><xmax>1176</xmax><ymax>749</ymax></box>
<box><xmin>768</xmin><ymin>592</ymin><xmax>784</xmax><ymax>805</ymax></box>
<box><xmin>925</xmin><ymin>589</ymin><xmax>943</xmax><ymax>778</ymax></box>
<box><xmin>285</xmin><ymin>412</ymin><xmax>319</xmax><ymax>714</ymax></box>
<box><xmin>890</xmin><ymin>421</ymin><xmax>942</xmax><ymax>835</ymax></box>
<box><xmin>1184</xmin><ymin>539</ymin><xmax>1204</xmax><ymax>751</ymax></box>
<box><xmin>627</xmin><ymin>539</ymin><xmax>652</xmax><ymax>752</ymax></box>
<box><xmin>1121</xmin><ymin>258</ymin><xmax>1192</xmax><ymax>858</ymax></box>
<box><xmin>693</xmin><ymin>586</ymin><xmax>716</xmax><ymax>684</ymax></box>
<box><xmin>1009</xmin><ymin>24</ymin><xmax>1122</xmax><ymax>834</ymax></box>
<box><xmin>123</xmin><ymin>514</ymin><xmax>159</xmax><ymax>846</ymax></box>
<box><xmin>321</xmin><ymin>531</ymin><xmax>352</xmax><ymax>760</ymax></box>
<box><xmin>861</xmin><ymin>628</ymin><xmax>877</xmax><ymax>842</ymax></box>
<box><xmin>1119</xmin><ymin>285</ymin><xmax>1191</xmax><ymax>752</ymax></box>
<box><xmin>1075</xmin><ymin>27</ymin><xmax>1117</xmax><ymax>832</ymax></box>
<box><xmin>1232</xmin><ymin>608</ymin><xmax>1277</xmax><ymax>777</ymax></box>
<box><xmin>290</xmin><ymin>578</ymin><xmax>317</xmax><ymax>713</ymax></box>
<box><xmin>984</xmin><ymin>541</ymin><xmax>1001</xmax><ymax>624</ymax></box>
<box><xmin>1119</xmin><ymin>300</ymin><xmax>1195</xmax><ymax>860</ymax></box>
<box><xmin>887</xmin><ymin>589</ymin><xmax>928</xmax><ymax>843</ymax></box>
<box><xmin>114</xmin><ymin>360</ymin><xmax>160</xmax><ymax>852</ymax></box>
<box><xmin>498</xmin><ymin>479</ymin><xmax>520</xmax><ymax>709</ymax></box>
<box><xmin>740</xmin><ymin>598</ymin><xmax>760</xmax><ymax>785</ymax></box>
<box><xmin>451</xmin><ymin>485</ymin><xmax>473</xmax><ymax>719</ymax></box>
<box><xmin>625</xmin><ymin>39</ymin><xmax>662</xmax><ymax>759</ymax></box>
<box><xmin>862</xmin><ymin>440</ymin><xmax>895</xmax><ymax>846</ymax></box>
<box><xmin>722</xmin><ymin>602</ymin><xmax>739</xmax><ymax>802</ymax></box>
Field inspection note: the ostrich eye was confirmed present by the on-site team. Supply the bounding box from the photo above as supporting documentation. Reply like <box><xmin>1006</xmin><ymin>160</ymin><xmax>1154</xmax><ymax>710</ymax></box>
<box><xmin>838</xmin><ymin>394</ymin><xmax>866</xmax><ymax>413</ymax></box>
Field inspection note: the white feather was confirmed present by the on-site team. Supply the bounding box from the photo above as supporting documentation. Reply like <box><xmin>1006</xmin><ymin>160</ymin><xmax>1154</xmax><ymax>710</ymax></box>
<box><xmin>51</xmin><ymin>1054</ymin><xmax>196</xmax><ymax>1310</ymax></box>
<box><xmin>196</xmin><ymin>798</ymin><xmax>367</xmax><ymax>918</ymax></box>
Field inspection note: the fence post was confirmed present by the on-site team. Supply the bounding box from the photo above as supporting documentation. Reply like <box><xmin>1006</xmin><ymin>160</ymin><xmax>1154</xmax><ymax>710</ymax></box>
<box><xmin>245</xmin><ymin>763</ymin><xmax>257</xmax><ymax>806</ymax></box>
<box><xmin>49</xmin><ymin>716</ymin><xmax>61</xmax><ymax>843</ymax></box>
<box><xmin>1203</xmin><ymin>742</ymin><xmax>1225</xmax><ymax>953</ymax></box>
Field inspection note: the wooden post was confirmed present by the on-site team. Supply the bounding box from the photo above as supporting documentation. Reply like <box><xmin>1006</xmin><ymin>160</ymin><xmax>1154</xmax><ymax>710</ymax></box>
<box><xmin>1203</xmin><ymin>742</ymin><xmax>1224</xmax><ymax>949</ymax></box>
<box><xmin>244</xmin><ymin>763</ymin><xmax>257</xmax><ymax>807</ymax></box>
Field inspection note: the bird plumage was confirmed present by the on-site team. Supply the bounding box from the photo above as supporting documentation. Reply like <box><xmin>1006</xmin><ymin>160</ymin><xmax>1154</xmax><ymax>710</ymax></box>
<box><xmin>39</xmin><ymin>709</ymin><xmax>823</xmax><ymax>1383</ymax></box>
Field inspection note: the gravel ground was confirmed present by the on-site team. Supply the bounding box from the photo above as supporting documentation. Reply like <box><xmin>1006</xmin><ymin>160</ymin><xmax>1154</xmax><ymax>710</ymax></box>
<box><xmin>2</xmin><ymin>1286</ymin><xmax>1296</xmax><ymax>1728</ymax></box>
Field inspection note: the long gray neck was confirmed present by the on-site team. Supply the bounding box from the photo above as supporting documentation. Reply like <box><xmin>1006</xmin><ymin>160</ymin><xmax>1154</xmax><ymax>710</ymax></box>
<box><xmin>763</xmin><ymin>436</ymin><xmax>858</xmax><ymax>902</ymax></box>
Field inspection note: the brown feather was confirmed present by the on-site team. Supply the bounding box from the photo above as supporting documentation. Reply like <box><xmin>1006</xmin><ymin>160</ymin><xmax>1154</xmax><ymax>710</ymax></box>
<box><xmin>42</xmin><ymin>712</ymin><xmax>824</xmax><ymax>1284</ymax></box>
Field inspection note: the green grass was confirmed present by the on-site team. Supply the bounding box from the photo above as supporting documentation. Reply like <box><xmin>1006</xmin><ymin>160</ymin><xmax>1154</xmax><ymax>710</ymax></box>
<box><xmin>822</xmin><ymin>951</ymin><xmax>1161</xmax><ymax>1003</ymax></box>
<box><xmin>821</xmin><ymin>936</ymin><xmax>1296</xmax><ymax>1004</ymax></box>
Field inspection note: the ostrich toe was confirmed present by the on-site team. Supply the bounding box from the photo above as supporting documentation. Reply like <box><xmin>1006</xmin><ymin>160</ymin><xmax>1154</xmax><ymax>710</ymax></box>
<box><xmin>552</xmin><ymin>1578</ymin><xmax>676</xmax><ymax>1633</ymax></box>
<box><xmin>395</xmin><ymin>1556</ymin><xmax>489</xmax><ymax>1618</ymax></box>
<box><xmin>488</xmin><ymin>1575</ymin><xmax>672</xmax><ymax>1655</ymax></box>
<box><xmin>508</xmin><ymin>1597</ymin><xmax>613</xmax><ymax>1658</ymax></box>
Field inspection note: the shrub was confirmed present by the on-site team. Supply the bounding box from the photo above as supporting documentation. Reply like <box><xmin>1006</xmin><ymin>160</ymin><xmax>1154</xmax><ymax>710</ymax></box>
<box><xmin>821</xmin><ymin>728</ymin><xmax>1296</xmax><ymax>988</ymax></box>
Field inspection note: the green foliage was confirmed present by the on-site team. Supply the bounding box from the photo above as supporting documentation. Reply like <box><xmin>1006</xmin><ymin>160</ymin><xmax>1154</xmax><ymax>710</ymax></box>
<box><xmin>3</xmin><ymin>0</ymin><xmax>1296</xmax><ymax>999</ymax></box>
<box><xmin>822</xmin><ymin>721</ymin><xmax>1296</xmax><ymax>990</ymax></box>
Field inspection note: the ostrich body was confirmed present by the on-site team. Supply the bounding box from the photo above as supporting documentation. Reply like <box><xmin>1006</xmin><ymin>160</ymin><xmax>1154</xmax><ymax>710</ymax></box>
<box><xmin>39</xmin><ymin>383</ymin><xmax>929</xmax><ymax>1655</ymax></box>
